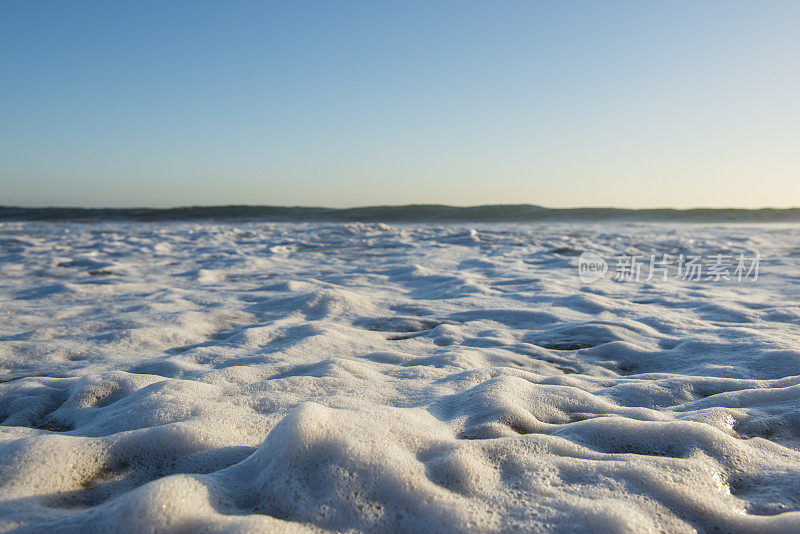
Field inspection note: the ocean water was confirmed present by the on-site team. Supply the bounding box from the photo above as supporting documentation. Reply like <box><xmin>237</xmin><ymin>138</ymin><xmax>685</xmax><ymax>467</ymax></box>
<box><xmin>1</xmin><ymin>218</ymin><xmax>800</xmax><ymax>532</ymax></box>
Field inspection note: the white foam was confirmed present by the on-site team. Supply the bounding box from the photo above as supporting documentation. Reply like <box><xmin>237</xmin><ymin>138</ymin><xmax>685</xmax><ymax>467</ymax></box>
<box><xmin>1</xmin><ymin>221</ymin><xmax>800</xmax><ymax>531</ymax></box>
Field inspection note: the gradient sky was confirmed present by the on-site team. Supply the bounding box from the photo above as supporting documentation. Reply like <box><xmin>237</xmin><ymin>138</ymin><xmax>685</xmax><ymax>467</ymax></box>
<box><xmin>1</xmin><ymin>1</ymin><xmax>799</xmax><ymax>208</ymax></box>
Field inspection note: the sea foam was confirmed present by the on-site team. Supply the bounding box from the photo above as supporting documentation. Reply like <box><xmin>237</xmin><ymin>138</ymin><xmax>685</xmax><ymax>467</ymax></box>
<box><xmin>1</xmin><ymin>220</ymin><xmax>800</xmax><ymax>532</ymax></box>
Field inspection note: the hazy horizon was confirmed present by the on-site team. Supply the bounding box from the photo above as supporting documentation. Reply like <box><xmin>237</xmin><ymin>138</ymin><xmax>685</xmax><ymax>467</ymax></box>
<box><xmin>3</xmin><ymin>202</ymin><xmax>800</xmax><ymax>212</ymax></box>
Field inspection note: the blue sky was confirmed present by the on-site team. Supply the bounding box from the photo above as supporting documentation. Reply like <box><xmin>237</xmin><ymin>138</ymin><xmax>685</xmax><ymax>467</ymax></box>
<box><xmin>1</xmin><ymin>1</ymin><xmax>798</xmax><ymax>208</ymax></box>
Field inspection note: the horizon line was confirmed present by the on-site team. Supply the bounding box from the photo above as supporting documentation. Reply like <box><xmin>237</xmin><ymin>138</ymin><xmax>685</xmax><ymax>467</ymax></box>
<box><xmin>3</xmin><ymin>203</ymin><xmax>800</xmax><ymax>212</ymax></box>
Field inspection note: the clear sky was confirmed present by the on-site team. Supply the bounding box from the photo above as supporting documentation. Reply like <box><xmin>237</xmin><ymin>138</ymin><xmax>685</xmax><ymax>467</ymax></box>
<box><xmin>1</xmin><ymin>1</ymin><xmax>798</xmax><ymax>208</ymax></box>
